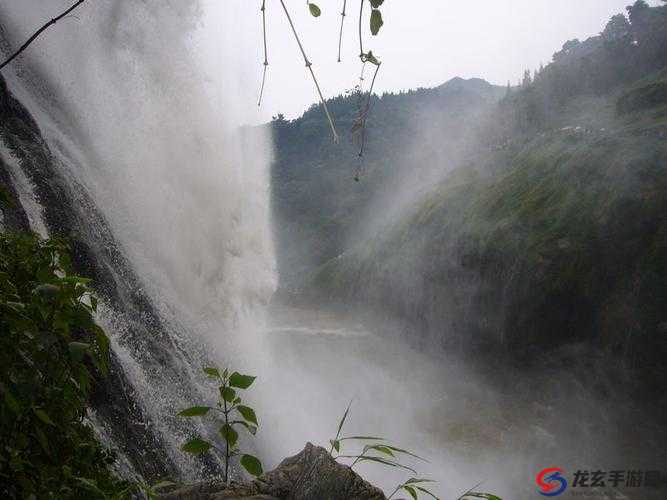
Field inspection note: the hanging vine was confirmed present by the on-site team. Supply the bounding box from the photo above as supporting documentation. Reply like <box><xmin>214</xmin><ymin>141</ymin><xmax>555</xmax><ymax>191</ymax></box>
<box><xmin>351</xmin><ymin>0</ymin><xmax>383</xmax><ymax>180</ymax></box>
<box><xmin>273</xmin><ymin>1</ymin><xmax>339</xmax><ymax>143</ymax></box>
<box><xmin>256</xmin><ymin>0</ymin><xmax>385</xmax><ymax>176</ymax></box>
<box><xmin>338</xmin><ymin>0</ymin><xmax>348</xmax><ymax>63</ymax></box>
<box><xmin>257</xmin><ymin>0</ymin><xmax>269</xmax><ymax>107</ymax></box>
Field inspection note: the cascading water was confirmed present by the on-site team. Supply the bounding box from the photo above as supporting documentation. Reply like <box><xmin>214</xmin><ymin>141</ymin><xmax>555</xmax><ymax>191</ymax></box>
<box><xmin>0</xmin><ymin>0</ymin><xmax>276</xmax><ymax>481</ymax></box>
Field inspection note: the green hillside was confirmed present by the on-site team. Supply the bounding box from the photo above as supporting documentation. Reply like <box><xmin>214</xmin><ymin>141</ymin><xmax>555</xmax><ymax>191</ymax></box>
<box><xmin>272</xmin><ymin>2</ymin><xmax>667</xmax><ymax>403</ymax></box>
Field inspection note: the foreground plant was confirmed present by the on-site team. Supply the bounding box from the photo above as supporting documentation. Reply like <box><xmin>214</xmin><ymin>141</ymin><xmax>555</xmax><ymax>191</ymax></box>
<box><xmin>0</xmin><ymin>232</ymin><xmax>129</xmax><ymax>498</ymax></box>
<box><xmin>327</xmin><ymin>401</ymin><xmax>503</xmax><ymax>500</ymax></box>
<box><xmin>458</xmin><ymin>492</ymin><xmax>502</xmax><ymax>500</ymax></box>
<box><xmin>388</xmin><ymin>478</ymin><xmax>439</xmax><ymax>500</ymax></box>
<box><xmin>178</xmin><ymin>367</ymin><xmax>263</xmax><ymax>484</ymax></box>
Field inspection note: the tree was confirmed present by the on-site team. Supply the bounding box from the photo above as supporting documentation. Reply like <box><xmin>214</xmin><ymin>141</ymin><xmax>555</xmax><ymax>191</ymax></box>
<box><xmin>522</xmin><ymin>69</ymin><xmax>532</xmax><ymax>87</ymax></box>
<box><xmin>602</xmin><ymin>14</ymin><xmax>632</xmax><ymax>48</ymax></box>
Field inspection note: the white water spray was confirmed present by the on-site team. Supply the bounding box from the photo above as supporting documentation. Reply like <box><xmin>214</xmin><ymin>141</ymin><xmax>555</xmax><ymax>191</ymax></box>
<box><xmin>1</xmin><ymin>0</ymin><xmax>275</xmax><ymax>478</ymax></box>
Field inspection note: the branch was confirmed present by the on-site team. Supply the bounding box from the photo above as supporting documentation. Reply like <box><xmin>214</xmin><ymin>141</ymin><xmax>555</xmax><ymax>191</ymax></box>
<box><xmin>352</xmin><ymin>61</ymin><xmax>379</xmax><ymax>181</ymax></box>
<box><xmin>0</xmin><ymin>0</ymin><xmax>87</xmax><ymax>72</ymax></box>
<box><xmin>359</xmin><ymin>62</ymin><xmax>381</xmax><ymax>159</ymax></box>
<box><xmin>279</xmin><ymin>0</ymin><xmax>339</xmax><ymax>143</ymax></box>
<box><xmin>358</xmin><ymin>0</ymin><xmax>365</xmax><ymax>58</ymax></box>
<box><xmin>257</xmin><ymin>0</ymin><xmax>269</xmax><ymax>107</ymax></box>
<box><xmin>337</xmin><ymin>0</ymin><xmax>347</xmax><ymax>62</ymax></box>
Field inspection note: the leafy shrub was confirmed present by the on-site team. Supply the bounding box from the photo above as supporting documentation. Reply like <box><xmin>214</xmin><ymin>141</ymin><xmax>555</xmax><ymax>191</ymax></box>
<box><xmin>616</xmin><ymin>81</ymin><xmax>667</xmax><ymax>115</ymax></box>
<box><xmin>0</xmin><ymin>232</ymin><xmax>130</xmax><ymax>498</ymax></box>
<box><xmin>178</xmin><ymin>367</ymin><xmax>263</xmax><ymax>483</ymax></box>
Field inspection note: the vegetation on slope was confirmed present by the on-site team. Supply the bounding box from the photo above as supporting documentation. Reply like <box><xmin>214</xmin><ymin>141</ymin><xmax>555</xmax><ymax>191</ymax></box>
<box><xmin>0</xmin><ymin>232</ymin><xmax>130</xmax><ymax>498</ymax></box>
<box><xmin>273</xmin><ymin>3</ymin><xmax>667</xmax><ymax>404</ymax></box>
<box><xmin>271</xmin><ymin>78</ymin><xmax>505</xmax><ymax>289</ymax></box>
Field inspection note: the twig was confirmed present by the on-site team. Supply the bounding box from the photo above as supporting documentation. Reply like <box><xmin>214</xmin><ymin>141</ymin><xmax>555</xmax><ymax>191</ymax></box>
<box><xmin>257</xmin><ymin>0</ymin><xmax>269</xmax><ymax>107</ymax></box>
<box><xmin>0</xmin><ymin>0</ymin><xmax>87</xmax><ymax>71</ymax></box>
<box><xmin>279</xmin><ymin>0</ymin><xmax>339</xmax><ymax>143</ymax></box>
<box><xmin>337</xmin><ymin>0</ymin><xmax>347</xmax><ymax>62</ymax></box>
<box><xmin>358</xmin><ymin>60</ymin><xmax>367</xmax><ymax>90</ymax></box>
<box><xmin>359</xmin><ymin>62</ymin><xmax>380</xmax><ymax>157</ymax></box>
<box><xmin>358</xmin><ymin>0</ymin><xmax>365</xmax><ymax>58</ymax></box>
<box><xmin>352</xmin><ymin>62</ymin><xmax>379</xmax><ymax>181</ymax></box>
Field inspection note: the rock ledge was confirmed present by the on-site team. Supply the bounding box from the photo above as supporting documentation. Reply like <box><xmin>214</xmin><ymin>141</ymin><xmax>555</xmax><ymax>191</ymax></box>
<box><xmin>158</xmin><ymin>443</ymin><xmax>386</xmax><ymax>500</ymax></box>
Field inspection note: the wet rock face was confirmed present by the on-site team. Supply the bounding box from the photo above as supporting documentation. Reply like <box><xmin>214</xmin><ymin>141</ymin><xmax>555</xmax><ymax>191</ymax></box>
<box><xmin>159</xmin><ymin>443</ymin><xmax>387</xmax><ymax>500</ymax></box>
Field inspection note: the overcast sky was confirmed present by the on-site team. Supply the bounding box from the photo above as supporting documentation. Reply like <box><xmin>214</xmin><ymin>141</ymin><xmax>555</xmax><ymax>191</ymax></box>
<box><xmin>219</xmin><ymin>0</ymin><xmax>662</xmax><ymax>122</ymax></box>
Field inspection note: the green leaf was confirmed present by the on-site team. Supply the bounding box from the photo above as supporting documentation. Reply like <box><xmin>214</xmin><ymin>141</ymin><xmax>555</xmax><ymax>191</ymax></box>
<box><xmin>221</xmin><ymin>386</ymin><xmax>236</xmax><ymax>403</ymax></box>
<box><xmin>231</xmin><ymin>420</ymin><xmax>257</xmax><ymax>435</ymax></box>
<box><xmin>364</xmin><ymin>50</ymin><xmax>381</xmax><ymax>65</ymax></box>
<box><xmin>240</xmin><ymin>454</ymin><xmax>263</xmax><ymax>476</ymax></box>
<box><xmin>464</xmin><ymin>494</ymin><xmax>502</xmax><ymax>500</ymax></box>
<box><xmin>181</xmin><ymin>438</ymin><xmax>212</xmax><ymax>455</ymax></box>
<box><xmin>237</xmin><ymin>405</ymin><xmax>258</xmax><ymax>425</ymax></box>
<box><xmin>402</xmin><ymin>485</ymin><xmax>418</xmax><ymax>500</ymax></box>
<box><xmin>370</xmin><ymin>0</ymin><xmax>384</xmax><ymax>7</ymax></box>
<box><xmin>220</xmin><ymin>424</ymin><xmax>238</xmax><ymax>448</ymax></box>
<box><xmin>308</xmin><ymin>2</ymin><xmax>321</xmax><ymax>17</ymax></box>
<box><xmin>203</xmin><ymin>367</ymin><xmax>220</xmax><ymax>378</ymax></box>
<box><xmin>68</xmin><ymin>342</ymin><xmax>89</xmax><ymax>362</ymax></box>
<box><xmin>382</xmin><ymin>445</ymin><xmax>428</xmax><ymax>462</ymax></box>
<box><xmin>405</xmin><ymin>478</ymin><xmax>437</xmax><ymax>485</ymax></box>
<box><xmin>330</xmin><ymin>439</ymin><xmax>340</xmax><ymax>452</ymax></box>
<box><xmin>0</xmin><ymin>383</ymin><xmax>20</xmax><ymax>414</ymax></box>
<box><xmin>340</xmin><ymin>435</ymin><xmax>384</xmax><ymax>441</ymax></box>
<box><xmin>415</xmin><ymin>485</ymin><xmax>441</xmax><ymax>499</ymax></box>
<box><xmin>229</xmin><ymin>372</ymin><xmax>256</xmax><ymax>389</ymax></box>
<box><xmin>74</xmin><ymin>477</ymin><xmax>106</xmax><ymax>496</ymax></box>
<box><xmin>34</xmin><ymin>426</ymin><xmax>50</xmax><ymax>454</ymax></box>
<box><xmin>334</xmin><ymin>401</ymin><xmax>352</xmax><ymax>441</ymax></box>
<box><xmin>370</xmin><ymin>9</ymin><xmax>383</xmax><ymax>35</ymax></box>
<box><xmin>178</xmin><ymin>406</ymin><xmax>211</xmax><ymax>417</ymax></box>
<box><xmin>357</xmin><ymin>456</ymin><xmax>417</xmax><ymax>474</ymax></box>
<box><xmin>152</xmin><ymin>480</ymin><xmax>178</xmax><ymax>490</ymax></box>
<box><xmin>33</xmin><ymin>283</ymin><xmax>60</xmax><ymax>298</ymax></box>
<box><xmin>365</xmin><ymin>444</ymin><xmax>394</xmax><ymax>457</ymax></box>
<box><xmin>33</xmin><ymin>408</ymin><xmax>55</xmax><ymax>426</ymax></box>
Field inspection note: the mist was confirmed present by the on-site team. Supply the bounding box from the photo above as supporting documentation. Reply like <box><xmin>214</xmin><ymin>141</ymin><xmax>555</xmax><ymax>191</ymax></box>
<box><xmin>1</xmin><ymin>1</ymin><xmax>666</xmax><ymax>499</ymax></box>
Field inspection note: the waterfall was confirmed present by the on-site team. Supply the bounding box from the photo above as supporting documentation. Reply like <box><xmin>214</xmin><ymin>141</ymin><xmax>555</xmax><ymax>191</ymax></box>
<box><xmin>0</xmin><ymin>0</ymin><xmax>276</xmax><ymax>481</ymax></box>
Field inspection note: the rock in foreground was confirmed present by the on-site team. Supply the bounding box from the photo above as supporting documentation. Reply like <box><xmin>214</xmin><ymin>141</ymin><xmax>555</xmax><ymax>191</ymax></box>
<box><xmin>159</xmin><ymin>443</ymin><xmax>386</xmax><ymax>500</ymax></box>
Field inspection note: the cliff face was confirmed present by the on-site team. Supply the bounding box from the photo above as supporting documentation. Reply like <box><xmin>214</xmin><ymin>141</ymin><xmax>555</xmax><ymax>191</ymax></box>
<box><xmin>0</xmin><ymin>73</ymin><xmax>182</xmax><ymax>480</ymax></box>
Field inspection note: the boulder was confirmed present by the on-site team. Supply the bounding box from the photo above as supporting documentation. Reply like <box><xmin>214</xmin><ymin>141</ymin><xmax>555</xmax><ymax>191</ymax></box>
<box><xmin>158</xmin><ymin>443</ymin><xmax>386</xmax><ymax>500</ymax></box>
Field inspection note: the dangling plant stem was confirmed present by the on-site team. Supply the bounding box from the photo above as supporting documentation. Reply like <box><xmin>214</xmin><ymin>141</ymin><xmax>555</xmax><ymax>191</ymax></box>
<box><xmin>358</xmin><ymin>0</ymin><xmax>365</xmax><ymax>58</ymax></box>
<box><xmin>337</xmin><ymin>0</ymin><xmax>348</xmax><ymax>62</ymax></box>
<box><xmin>353</xmin><ymin>60</ymin><xmax>379</xmax><ymax>181</ymax></box>
<box><xmin>279</xmin><ymin>0</ymin><xmax>339</xmax><ymax>143</ymax></box>
<box><xmin>257</xmin><ymin>0</ymin><xmax>269</xmax><ymax>107</ymax></box>
<box><xmin>359</xmin><ymin>62</ymin><xmax>380</xmax><ymax>157</ymax></box>
<box><xmin>358</xmin><ymin>60</ymin><xmax>367</xmax><ymax>90</ymax></box>
<box><xmin>0</xmin><ymin>0</ymin><xmax>87</xmax><ymax>71</ymax></box>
